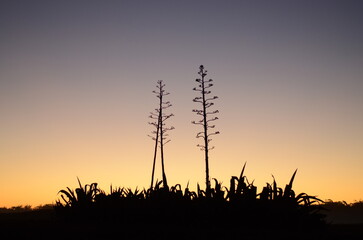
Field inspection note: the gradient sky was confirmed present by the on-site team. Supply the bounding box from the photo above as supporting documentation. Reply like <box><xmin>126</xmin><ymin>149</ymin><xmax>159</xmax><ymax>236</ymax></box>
<box><xmin>1</xmin><ymin>0</ymin><xmax>362</xmax><ymax>207</ymax></box>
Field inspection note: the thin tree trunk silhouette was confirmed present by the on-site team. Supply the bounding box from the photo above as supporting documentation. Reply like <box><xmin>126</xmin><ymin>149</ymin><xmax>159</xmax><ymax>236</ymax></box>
<box><xmin>150</xmin><ymin>114</ymin><xmax>160</xmax><ymax>189</ymax></box>
<box><xmin>158</xmin><ymin>84</ymin><xmax>168</xmax><ymax>188</ymax></box>
<box><xmin>201</xmin><ymin>69</ymin><xmax>210</xmax><ymax>193</ymax></box>
<box><xmin>192</xmin><ymin>65</ymin><xmax>219</xmax><ymax>195</ymax></box>
<box><xmin>148</xmin><ymin>80</ymin><xmax>174</xmax><ymax>189</ymax></box>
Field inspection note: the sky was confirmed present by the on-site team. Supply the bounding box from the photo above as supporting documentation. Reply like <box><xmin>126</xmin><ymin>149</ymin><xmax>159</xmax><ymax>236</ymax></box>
<box><xmin>1</xmin><ymin>0</ymin><xmax>362</xmax><ymax>207</ymax></box>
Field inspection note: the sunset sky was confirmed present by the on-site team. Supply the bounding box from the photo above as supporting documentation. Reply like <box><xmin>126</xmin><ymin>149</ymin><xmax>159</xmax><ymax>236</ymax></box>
<box><xmin>1</xmin><ymin>0</ymin><xmax>362</xmax><ymax>207</ymax></box>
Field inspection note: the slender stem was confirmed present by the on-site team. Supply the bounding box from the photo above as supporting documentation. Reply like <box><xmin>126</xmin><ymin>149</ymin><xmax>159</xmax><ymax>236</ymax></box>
<box><xmin>150</xmin><ymin>117</ymin><xmax>160</xmax><ymax>189</ymax></box>
<box><xmin>159</xmin><ymin>83</ymin><xmax>168</xmax><ymax>188</ymax></box>
<box><xmin>201</xmin><ymin>69</ymin><xmax>210</xmax><ymax>194</ymax></box>
<box><xmin>150</xmin><ymin>80</ymin><xmax>172</xmax><ymax>190</ymax></box>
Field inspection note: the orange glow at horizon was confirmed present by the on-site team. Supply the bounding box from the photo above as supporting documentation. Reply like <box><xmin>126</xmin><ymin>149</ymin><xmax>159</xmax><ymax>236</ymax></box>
<box><xmin>1</xmin><ymin>108</ymin><xmax>362</xmax><ymax>208</ymax></box>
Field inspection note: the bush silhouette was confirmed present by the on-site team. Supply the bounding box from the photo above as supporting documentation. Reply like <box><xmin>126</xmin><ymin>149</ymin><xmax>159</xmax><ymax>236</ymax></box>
<box><xmin>55</xmin><ymin>166</ymin><xmax>326</xmax><ymax>238</ymax></box>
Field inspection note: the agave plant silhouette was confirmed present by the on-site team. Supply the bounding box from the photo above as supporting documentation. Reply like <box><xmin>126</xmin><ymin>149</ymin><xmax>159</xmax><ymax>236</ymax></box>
<box><xmin>57</xmin><ymin>177</ymin><xmax>100</xmax><ymax>208</ymax></box>
<box><xmin>54</xmin><ymin>165</ymin><xmax>326</xmax><ymax>236</ymax></box>
<box><xmin>258</xmin><ymin>169</ymin><xmax>323</xmax><ymax>205</ymax></box>
<box><xmin>226</xmin><ymin>162</ymin><xmax>258</xmax><ymax>201</ymax></box>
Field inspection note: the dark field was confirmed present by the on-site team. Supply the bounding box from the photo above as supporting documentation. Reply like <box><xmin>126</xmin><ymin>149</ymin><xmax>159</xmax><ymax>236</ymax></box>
<box><xmin>1</xmin><ymin>204</ymin><xmax>362</xmax><ymax>240</ymax></box>
<box><xmin>2</xmin><ymin>173</ymin><xmax>362</xmax><ymax>240</ymax></box>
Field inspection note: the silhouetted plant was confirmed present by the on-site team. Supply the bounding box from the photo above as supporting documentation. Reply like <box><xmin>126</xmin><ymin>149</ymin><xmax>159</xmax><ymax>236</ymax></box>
<box><xmin>227</xmin><ymin>162</ymin><xmax>257</xmax><ymax>202</ymax></box>
<box><xmin>192</xmin><ymin>65</ymin><xmax>220</xmax><ymax>194</ymax></box>
<box><xmin>56</xmin><ymin>177</ymin><xmax>100</xmax><ymax>208</ymax></box>
<box><xmin>55</xmin><ymin>167</ymin><xmax>326</xmax><ymax>236</ymax></box>
<box><xmin>148</xmin><ymin>80</ymin><xmax>174</xmax><ymax>189</ymax></box>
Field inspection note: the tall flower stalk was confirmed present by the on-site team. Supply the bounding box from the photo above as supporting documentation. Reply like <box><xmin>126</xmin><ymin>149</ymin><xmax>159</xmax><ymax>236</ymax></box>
<box><xmin>149</xmin><ymin>80</ymin><xmax>174</xmax><ymax>189</ymax></box>
<box><xmin>192</xmin><ymin>65</ymin><xmax>219</xmax><ymax>194</ymax></box>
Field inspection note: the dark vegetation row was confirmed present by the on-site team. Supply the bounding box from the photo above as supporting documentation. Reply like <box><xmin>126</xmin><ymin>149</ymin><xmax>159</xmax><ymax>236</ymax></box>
<box><xmin>2</xmin><ymin>168</ymin><xmax>362</xmax><ymax>239</ymax></box>
<box><xmin>2</xmin><ymin>197</ymin><xmax>363</xmax><ymax>220</ymax></box>
<box><xmin>52</xmin><ymin>166</ymin><xmax>327</xmax><ymax>237</ymax></box>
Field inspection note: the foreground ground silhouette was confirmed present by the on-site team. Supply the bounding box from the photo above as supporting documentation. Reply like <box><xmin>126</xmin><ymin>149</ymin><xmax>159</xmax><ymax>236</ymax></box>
<box><xmin>1</xmin><ymin>169</ymin><xmax>362</xmax><ymax>239</ymax></box>
<box><xmin>1</xmin><ymin>201</ymin><xmax>363</xmax><ymax>240</ymax></box>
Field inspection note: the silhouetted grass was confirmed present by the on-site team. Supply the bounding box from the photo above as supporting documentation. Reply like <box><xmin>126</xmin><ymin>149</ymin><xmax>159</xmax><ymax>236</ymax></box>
<box><xmin>3</xmin><ymin>166</ymin><xmax>362</xmax><ymax>239</ymax></box>
<box><xmin>53</xmin><ymin>167</ymin><xmax>328</xmax><ymax>239</ymax></box>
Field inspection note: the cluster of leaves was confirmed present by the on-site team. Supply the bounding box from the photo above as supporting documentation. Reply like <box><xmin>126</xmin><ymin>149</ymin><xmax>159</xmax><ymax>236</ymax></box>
<box><xmin>55</xmin><ymin>165</ymin><xmax>325</xmax><ymax>236</ymax></box>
